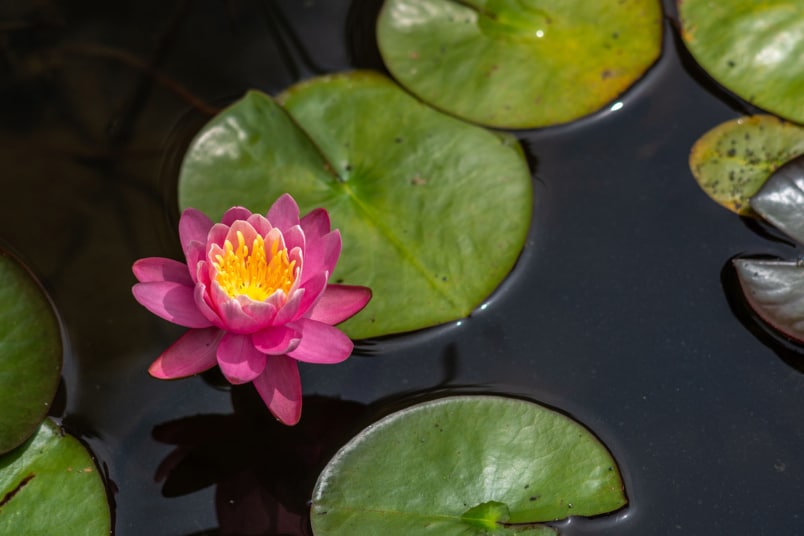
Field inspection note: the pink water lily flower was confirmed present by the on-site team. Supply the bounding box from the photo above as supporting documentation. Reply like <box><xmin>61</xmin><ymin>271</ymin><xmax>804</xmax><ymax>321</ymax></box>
<box><xmin>132</xmin><ymin>194</ymin><xmax>371</xmax><ymax>425</ymax></box>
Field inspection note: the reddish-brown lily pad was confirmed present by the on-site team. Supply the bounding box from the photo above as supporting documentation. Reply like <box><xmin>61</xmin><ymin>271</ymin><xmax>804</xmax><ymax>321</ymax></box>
<box><xmin>733</xmin><ymin>155</ymin><xmax>804</xmax><ymax>342</ymax></box>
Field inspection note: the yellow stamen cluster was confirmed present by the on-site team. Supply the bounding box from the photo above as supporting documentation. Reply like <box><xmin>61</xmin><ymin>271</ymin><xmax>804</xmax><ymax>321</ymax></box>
<box><xmin>213</xmin><ymin>230</ymin><xmax>296</xmax><ymax>301</ymax></box>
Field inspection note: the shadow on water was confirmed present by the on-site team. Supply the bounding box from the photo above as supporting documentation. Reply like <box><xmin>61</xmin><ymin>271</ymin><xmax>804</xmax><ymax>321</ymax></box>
<box><xmin>721</xmin><ymin>255</ymin><xmax>804</xmax><ymax>374</ymax></box>
<box><xmin>345</xmin><ymin>0</ymin><xmax>387</xmax><ymax>72</ymax></box>
<box><xmin>152</xmin><ymin>342</ymin><xmax>470</xmax><ymax>536</ymax></box>
<box><xmin>153</xmin><ymin>342</ymin><xmax>632</xmax><ymax>535</ymax></box>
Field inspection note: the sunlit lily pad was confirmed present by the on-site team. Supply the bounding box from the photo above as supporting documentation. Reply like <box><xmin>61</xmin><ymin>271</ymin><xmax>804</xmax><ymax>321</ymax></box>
<box><xmin>679</xmin><ymin>0</ymin><xmax>804</xmax><ymax>124</ymax></box>
<box><xmin>310</xmin><ymin>396</ymin><xmax>627</xmax><ymax>535</ymax></box>
<box><xmin>178</xmin><ymin>71</ymin><xmax>533</xmax><ymax>339</ymax></box>
<box><xmin>376</xmin><ymin>0</ymin><xmax>663</xmax><ymax>128</ymax></box>
<box><xmin>0</xmin><ymin>250</ymin><xmax>62</xmax><ymax>454</ymax></box>
<box><xmin>689</xmin><ymin>115</ymin><xmax>804</xmax><ymax>214</ymax></box>
<box><xmin>0</xmin><ymin>419</ymin><xmax>111</xmax><ymax>534</ymax></box>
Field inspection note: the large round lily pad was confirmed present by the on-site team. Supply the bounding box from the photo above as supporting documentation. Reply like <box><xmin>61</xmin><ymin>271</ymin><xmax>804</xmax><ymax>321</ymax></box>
<box><xmin>0</xmin><ymin>419</ymin><xmax>112</xmax><ymax>534</ymax></box>
<box><xmin>0</xmin><ymin>250</ymin><xmax>62</xmax><ymax>454</ymax></box>
<box><xmin>689</xmin><ymin>115</ymin><xmax>804</xmax><ymax>214</ymax></box>
<box><xmin>376</xmin><ymin>0</ymin><xmax>663</xmax><ymax>128</ymax></box>
<box><xmin>178</xmin><ymin>71</ymin><xmax>533</xmax><ymax>339</ymax></box>
<box><xmin>679</xmin><ymin>0</ymin><xmax>804</xmax><ymax>124</ymax></box>
<box><xmin>310</xmin><ymin>396</ymin><xmax>627</xmax><ymax>535</ymax></box>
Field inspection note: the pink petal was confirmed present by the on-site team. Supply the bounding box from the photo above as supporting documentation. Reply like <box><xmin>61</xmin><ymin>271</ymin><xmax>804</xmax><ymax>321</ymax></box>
<box><xmin>213</xmin><ymin>287</ymin><xmax>273</xmax><ymax>333</ymax></box>
<box><xmin>300</xmin><ymin>231</ymin><xmax>341</xmax><ymax>284</ymax></box>
<box><xmin>221</xmin><ymin>206</ymin><xmax>253</xmax><ymax>226</ymax></box>
<box><xmin>247</xmin><ymin>213</ymin><xmax>273</xmax><ymax>236</ymax></box>
<box><xmin>133</xmin><ymin>281</ymin><xmax>213</xmax><ymax>328</ymax></box>
<box><xmin>149</xmin><ymin>327</ymin><xmax>222</xmax><ymax>379</ymax></box>
<box><xmin>217</xmin><ymin>333</ymin><xmax>267</xmax><ymax>384</ymax></box>
<box><xmin>309</xmin><ymin>284</ymin><xmax>372</xmax><ymax>325</ymax></box>
<box><xmin>282</xmin><ymin>225</ymin><xmax>305</xmax><ymax>254</ymax></box>
<box><xmin>273</xmin><ymin>287</ymin><xmax>306</xmax><ymax>325</ymax></box>
<box><xmin>291</xmin><ymin>272</ymin><xmax>328</xmax><ymax>321</ymax></box>
<box><xmin>266</xmin><ymin>194</ymin><xmax>300</xmax><ymax>232</ymax></box>
<box><xmin>226</xmin><ymin>220</ymin><xmax>259</xmax><ymax>250</ymax></box>
<box><xmin>300</xmin><ymin>208</ymin><xmax>331</xmax><ymax>239</ymax></box>
<box><xmin>179</xmin><ymin>208</ymin><xmax>212</xmax><ymax>244</ymax></box>
<box><xmin>179</xmin><ymin>209</ymin><xmax>213</xmax><ymax>270</ymax></box>
<box><xmin>179</xmin><ymin>208</ymin><xmax>213</xmax><ymax>245</ymax></box>
<box><xmin>264</xmin><ymin>227</ymin><xmax>286</xmax><ymax>253</ymax></box>
<box><xmin>252</xmin><ymin>355</ymin><xmax>302</xmax><ymax>425</ymax></box>
<box><xmin>193</xmin><ymin>282</ymin><xmax>223</xmax><ymax>326</ymax></box>
<box><xmin>252</xmin><ymin>324</ymin><xmax>302</xmax><ymax>355</ymax></box>
<box><xmin>241</xmin><ymin>299</ymin><xmax>280</xmax><ymax>326</ymax></box>
<box><xmin>287</xmin><ymin>318</ymin><xmax>354</xmax><ymax>364</ymax></box>
<box><xmin>207</xmin><ymin>223</ymin><xmax>230</xmax><ymax>248</ymax></box>
<box><xmin>132</xmin><ymin>257</ymin><xmax>192</xmax><ymax>285</ymax></box>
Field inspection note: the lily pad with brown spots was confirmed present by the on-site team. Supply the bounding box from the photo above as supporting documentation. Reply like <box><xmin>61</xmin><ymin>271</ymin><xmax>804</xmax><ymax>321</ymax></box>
<box><xmin>689</xmin><ymin>115</ymin><xmax>804</xmax><ymax>215</ymax></box>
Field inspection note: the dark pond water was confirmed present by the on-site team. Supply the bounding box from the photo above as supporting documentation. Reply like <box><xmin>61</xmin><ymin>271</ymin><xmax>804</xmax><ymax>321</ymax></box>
<box><xmin>2</xmin><ymin>0</ymin><xmax>803</xmax><ymax>534</ymax></box>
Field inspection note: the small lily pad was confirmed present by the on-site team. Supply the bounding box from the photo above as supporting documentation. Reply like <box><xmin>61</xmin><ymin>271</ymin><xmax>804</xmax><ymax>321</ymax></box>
<box><xmin>0</xmin><ymin>418</ymin><xmax>112</xmax><ymax>534</ymax></box>
<box><xmin>376</xmin><ymin>0</ymin><xmax>663</xmax><ymax>128</ymax></box>
<box><xmin>689</xmin><ymin>115</ymin><xmax>804</xmax><ymax>214</ymax></box>
<box><xmin>0</xmin><ymin>250</ymin><xmax>62</xmax><ymax>454</ymax></box>
<box><xmin>679</xmin><ymin>0</ymin><xmax>804</xmax><ymax>124</ymax></box>
<box><xmin>733</xmin><ymin>259</ymin><xmax>804</xmax><ymax>343</ymax></box>
<box><xmin>733</xmin><ymin>155</ymin><xmax>804</xmax><ymax>341</ymax></box>
<box><xmin>178</xmin><ymin>72</ymin><xmax>533</xmax><ymax>339</ymax></box>
<box><xmin>310</xmin><ymin>395</ymin><xmax>627</xmax><ymax>535</ymax></box>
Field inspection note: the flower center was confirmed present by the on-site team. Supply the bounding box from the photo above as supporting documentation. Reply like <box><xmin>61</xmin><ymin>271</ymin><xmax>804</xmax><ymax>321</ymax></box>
<box><xmin>213</xmin><ymin>230</ymin><xmax>296</xmax><ymax>301</ymax></box>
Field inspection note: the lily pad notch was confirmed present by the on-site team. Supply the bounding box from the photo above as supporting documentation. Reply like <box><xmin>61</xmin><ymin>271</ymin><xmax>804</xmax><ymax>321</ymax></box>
<box><xmin>178</xmin><ymin>71</ymin><xmax>533</xmax><ymax>340</ymax></box>
<box><xmin>310</xmin><ymin>395</ymin><xmax>628</xmax><ymax>535</ymax></box>
<box><xmin>377</xmin><ymin>0</ymin><xmax>664</xmax><ymax>128</ymax></box>
<box><xmin>0</xmin><ymin>418</ymin><xmax>112</xmax><ymax>535</ymax></box>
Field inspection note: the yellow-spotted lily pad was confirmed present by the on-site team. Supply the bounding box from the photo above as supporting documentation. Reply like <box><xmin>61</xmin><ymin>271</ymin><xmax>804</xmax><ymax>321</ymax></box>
<box><xmin>689</xmin><ymin>115</ymin><xmax>804</xmax><ymax>214</ymax></box>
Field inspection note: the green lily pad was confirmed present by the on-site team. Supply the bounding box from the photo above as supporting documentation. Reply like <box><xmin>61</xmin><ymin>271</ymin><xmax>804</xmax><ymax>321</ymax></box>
<box><xmin>310</xmin><ymin>395</ymin><xmax>627</xmax><ymax>536</ymax></box>
<box><xmin>679</xmin><ymin>0</ymin><xmax>804</xmax><ymax>124</ymax></box>
<box><xmin>0</xmin><ymin>250</ymin><xmax>62</xmax><ymax>454</ymax></box>
<box><xmin>733</xmin><ymin>259</ymin><xmax>804</xmax><ymax>343</ymax></box>
<box><xmin>376</xmin><ymin>0</ymin><xmax>663</xmax><ymax>128</ymax></box>
<box><xmin>0</xmin><ymin>418</ymin><xmax>112</xmax><ymax>534</ymax></box>
<box><xmin>689</xmin><ymin>115</ymin><xmax>804</xmax><ymax>214</ymax></box>
<box><xmin>178</xmin><ymin>71</ymin><xmax>533</xmax><ymax>339</ymax></box>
